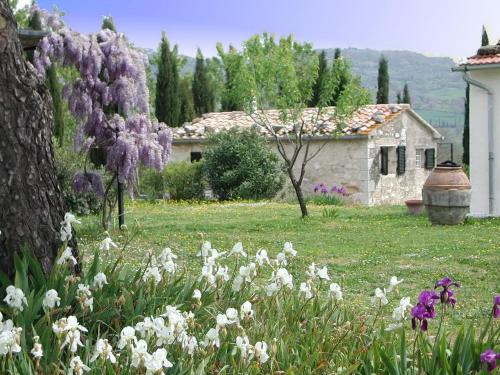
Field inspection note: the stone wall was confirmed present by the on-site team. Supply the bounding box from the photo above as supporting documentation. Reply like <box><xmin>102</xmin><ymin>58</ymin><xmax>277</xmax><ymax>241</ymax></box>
<box><xmin>170</xmin><ymin>138</ymin><xmax>371</xmax><ymax>204</ymax></box>
<box><xmin>368</xmin><ymin>111</ymin><xmax>438</xmax><ymax>205</ymax></box>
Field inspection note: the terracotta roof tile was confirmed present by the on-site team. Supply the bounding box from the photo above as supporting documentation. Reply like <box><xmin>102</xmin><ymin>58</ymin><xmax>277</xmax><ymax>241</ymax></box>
<box><xmin>462</xmin><ymin>54</ymin><xmax>500</xmax><ymax>66</ymax></box>
<box><xmin>172</xmin><ymin>104</ymin><xmax>410</xmax><ymax>140</ymax></box>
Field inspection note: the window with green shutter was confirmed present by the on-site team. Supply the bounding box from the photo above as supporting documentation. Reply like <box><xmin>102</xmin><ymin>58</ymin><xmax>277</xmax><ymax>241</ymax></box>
<box><xmin>380</xmin><ymin>147</ymin><xmax>389</xmax><ymax>175</ymax></box>
<box><xmin>425</xmin><ymin>148</ymin><xmax>435</xmax><ymax>169</ymax></box>
<box><xmin>397</xmin><ymin>146</ymin><xmax>406</xmax><ymax>175</ymax></box>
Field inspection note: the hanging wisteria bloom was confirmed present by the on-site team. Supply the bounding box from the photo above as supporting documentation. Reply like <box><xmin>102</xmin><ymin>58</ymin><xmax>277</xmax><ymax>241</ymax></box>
<box><xmin>434</xmin><ymin>276</ymin><xmax>460</xmax><ymax>307</ymax></box>
<box><xmin>492</xmin><ymin>295</ymin><xmax>500</xmax><ymax>319</ymax></box>
<box><xmin>411</xmin><ymin>290</ymin><xmax>439</xmax><ymax>331</ymax></box>
<box><xmin>33</xmin><ymin>9</ymin><xmax>173</xmax><ymax>194</ymax></box>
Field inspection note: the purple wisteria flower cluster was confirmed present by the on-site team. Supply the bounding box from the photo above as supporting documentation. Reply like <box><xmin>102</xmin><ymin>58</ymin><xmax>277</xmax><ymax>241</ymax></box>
<box><xmin>313</xmin><ymin>183</ymin><xmax>349</xmax><ymax>197</ymax></box>
<box><xmin>32</xmin><ymin>6</ymin><xmax>173</xmax><ymax>188</ymax></box>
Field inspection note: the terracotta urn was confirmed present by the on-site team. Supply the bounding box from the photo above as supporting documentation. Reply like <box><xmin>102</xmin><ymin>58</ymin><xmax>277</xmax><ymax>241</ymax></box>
<box><xmin>405</xmin><ymin>199</ymin><xmax>424</xmax><ymax>215</ymax></box>
<box><xmin>422</xmin><ymin>161</ymin><xmax>471</xmax><ymax>225</ymax></box>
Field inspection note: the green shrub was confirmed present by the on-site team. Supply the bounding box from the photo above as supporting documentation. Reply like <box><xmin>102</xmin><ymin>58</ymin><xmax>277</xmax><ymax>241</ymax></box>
<box><xmin>54</xmin><ymin>146</ymin><xmax>102</xmax><ymax>215</ymax></box>
<box><xmin>138</xmin><ymin>167</ymin><xmax>165</xmax><ymax>199</ymax></box>
<box><xmin>203</xmin><ymin>129</ymin><xmax>284</xmax><ymax>200</ymax></box>
<box><xmin>163</xmin><ymin>161</ymin><xmax>206</xmax><ymax>200</ymax></box>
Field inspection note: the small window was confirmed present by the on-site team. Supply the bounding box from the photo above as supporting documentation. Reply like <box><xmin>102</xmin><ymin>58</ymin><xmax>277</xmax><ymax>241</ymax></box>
<box><xmin>416</xmin><ymin>149</ymin><xmax>424</xmax><ymax>168</ymax></box>
<box><xmin>190</xmin><ymin>152</ymin><xmax>202</xmax><ymax>163</ymax></box>
<box><xmin>380</xmin><ymin>147</ymin><xmax>389</xmax><ymax>175</ymax></box>
<box><xmin>397</xmin><ymin>146</ymin><xmax>406</xmax><ymax>175</ymax></box>
<box><xmin>425</xmin><ymin>148</ymin><xmax>436</xmax><ymax>169</ymax></box>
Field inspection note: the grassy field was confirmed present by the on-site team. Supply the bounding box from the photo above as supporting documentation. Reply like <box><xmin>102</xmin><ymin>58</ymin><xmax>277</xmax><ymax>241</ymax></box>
<box><xmin>78</xmin><ymin>201</ymin><xmax>499</xmax><ymax>326</ymax></box>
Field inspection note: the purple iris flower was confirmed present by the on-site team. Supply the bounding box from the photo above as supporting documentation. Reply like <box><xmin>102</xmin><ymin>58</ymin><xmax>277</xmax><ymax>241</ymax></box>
<box><xmin>480</xmin><ymin>349</ymin><xmax>500</xmax><ymax>373</ymax></box>
<box><xmin>313</xmin><ymin>183</ymin><xmax>325</xmax><ymax>193</ymax></box>
<box><xmin>434</xmin><ymin>276</ymin><xmax>460</xmax><ymax>307</ymax></box>
<box><xmin>411</xmin><ymin>290</ymin><xmax>439</xmax><ymax>331</ymax></box>
<box><xmin>320</xmin><ymin>185</ymin><xmax>329</xmax><ymax>194</ymax></box>
<box><xmin>493</xmin><ymin>295</ymin><xmax>500</xmax><ymax>319</ymax></box>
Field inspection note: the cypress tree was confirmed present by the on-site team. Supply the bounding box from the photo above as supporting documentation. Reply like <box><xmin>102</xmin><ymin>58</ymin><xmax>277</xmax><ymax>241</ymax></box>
<box><xmin>376</xmin><ymin>55</ymin><xmax>389</xmax><ymax>104</ymax></box>
<box><xmin>396</xmin><ymin>92</ymin><xmax>402</xmax><ymax>104</ymax></box>
<box><xmin>402</xmin><ymin>83</ymin><xmax>411</xmax><ymax>105</ymax></box>
<box><xmin>179</xmin><ymin>77</ymin><xmax>195</xmax><ymax>124</ymax></box>
<box><xmin>334</xmin><ymin>48</ymin><xmax>341</xmax><ymax>60</ymax></box>
<box><xmin>482</xmin><ymin>25</ymin><xmax>489</xmax><ymax>46</ymax></box>
<box><xmin>29</xmin><ymin>10</ymin><xmax>64</xmax><ymax>146</ymax></box>
<box><xmin>155</xmin><ymin>33</ymin><xmax>181</xmax><ymax>126</ymax></box>
<box><xmin>462</xmin><ymin>84</ymin><xmax>470</xmax><ymax>165</ymax></box>
<box><xmin>192</xmin><ymin>48</ymin><xmax>215</xmax><ymax>116</ymax></box>
<box><xmin>309</xmin><ymin>50</ymin><xmax>328</xmax><ymax>107</ymax></box>
<box><xmin>101</xmin><ymin>16</ymin><xmax>117</xmax><ymax>32</ymax></box>
<box><xmin>330</xmin><ymin>49</ymin><xmax>351</xmax><ymax>106</ymax></box>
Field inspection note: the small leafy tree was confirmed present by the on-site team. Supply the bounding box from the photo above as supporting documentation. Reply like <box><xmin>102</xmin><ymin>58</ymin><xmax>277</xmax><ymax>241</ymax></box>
<box><xmin>330</xmin><ymin>49</ymin><xmax>353</xmax><ymax>106</ymax></box>
<box><xmin>204</xmin><ymin>129</ymin><xmax>284</xmax><ymax>200</ymax></box>
<box><xmin>219</xmin><ymin>33</ymin><xmax>370</xmax><ymax>217</ymax></box>
<box><xmin>376</xmin><ymin>55</ymin><xmax>389</xmax><ymax>104</ymax></box>
<box><xmin>217</xmin><ymin>43</ymin><xmax>243</xmax><ymax>111</ymax></box>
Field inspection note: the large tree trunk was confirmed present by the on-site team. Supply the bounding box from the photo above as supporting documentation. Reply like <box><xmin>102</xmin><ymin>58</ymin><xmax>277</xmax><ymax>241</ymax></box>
<box><xmin>0</xmin><ymin>1</ymin><xmax>76</xmax><ymax>277</ymax></box>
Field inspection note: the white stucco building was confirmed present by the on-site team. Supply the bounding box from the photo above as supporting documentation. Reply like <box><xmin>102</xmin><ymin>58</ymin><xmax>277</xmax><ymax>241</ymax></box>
<box><xmin>454</xmin><ymin>47</ymin><xmax>500</xmax><ymax>217</ymax></box>
<box><xmin>170</xmin><ymin>104</ymin><xmax>442</xmax><ymax>205</ymax></box>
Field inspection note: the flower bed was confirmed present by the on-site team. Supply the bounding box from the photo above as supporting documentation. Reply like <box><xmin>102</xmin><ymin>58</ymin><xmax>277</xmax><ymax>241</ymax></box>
<box><xmin>0</xmin><ymin>214</ymin><xmax>498</xmax><ymax>374</ymax></box>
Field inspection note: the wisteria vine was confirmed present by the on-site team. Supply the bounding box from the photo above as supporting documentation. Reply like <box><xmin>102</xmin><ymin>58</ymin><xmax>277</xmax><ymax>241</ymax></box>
<box><xmin>31</xmin><ymin>5</ymin><xmax>172</xmax><ymax>193</ymax></box>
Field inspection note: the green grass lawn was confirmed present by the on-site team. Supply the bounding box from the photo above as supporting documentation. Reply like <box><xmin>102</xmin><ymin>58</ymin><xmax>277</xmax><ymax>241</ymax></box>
<box><xmin>78</xmin><ymin>201</ymin><xmax>499</xmax><ymax>327</ymax></box>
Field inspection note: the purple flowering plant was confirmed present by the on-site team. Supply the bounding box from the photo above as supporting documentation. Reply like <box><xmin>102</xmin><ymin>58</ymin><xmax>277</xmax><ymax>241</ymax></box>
<box><xmin>480</xmin><ymin>349</ymin><xmax>500</xmax><ymax>373</ymax></box>
<box><xmin>32</xmin><ymin>5</ymin><xmax>173</xmax><ymax>205</ymax></box>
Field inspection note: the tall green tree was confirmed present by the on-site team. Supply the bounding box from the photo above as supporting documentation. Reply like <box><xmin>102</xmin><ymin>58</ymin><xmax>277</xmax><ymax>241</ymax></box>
<box><xmin>192</xmin><ymin>48</ymin><xmax>215</xmax><ymax>116</ymax></box>
<box><xmin>179</xmin><ymin>76</ymin><xmax>195</xmax><ymax>124</ymax></box>
<box><xmin>463</xmin><ymin>84</ymin><xmax>470</xmax><ymax>165</ymax></box>
<box><xmin>376</xmin><ymin>55</ymin><xmax>389</xmax><ymax>104</ymax></box>
<box><xmin>402</xmin><ymin>83</ymin><xmax>411</xmax><ymax>105</ymax></box>
<box><xmin>309</xmin><ymin>50</ymin><xmax>328</xmax><ymax>107</ymax></box>
<box><xmin>396</xmin><ymin>92</ymin><xmax>402</xmax><ymax>104</ymax></box>
<box><xmin>334</xmin><ymin>48</ymin><xmax>341</xmax><ymax>60</ymax></box>
<box><xmin>482</xmin><ymin>25</ymin><xmax>489</xmax><ymax>46</ymax></box>
<box><xmin>155</xmin><ymin>33</ymin><xmax>181</xmax><ymax>126</ymax></box>
<box><xmin>220</xmin><ymin>33</ymin><xmax>370</xmax><ymax>217</ymax></box>
<box><xmin>101</xmin><ymin>15</ymin><xmax>116</xmax><ymax>31</ymax></box>
<box><xmin>330</xmin><ymin>49</ymin><xmax>352</xmax><ymax>106</ymax></box>
<box><xmin>217</xmin><ymin>44</ymin><xmax>244</xmax><ymax>111</ymax></box>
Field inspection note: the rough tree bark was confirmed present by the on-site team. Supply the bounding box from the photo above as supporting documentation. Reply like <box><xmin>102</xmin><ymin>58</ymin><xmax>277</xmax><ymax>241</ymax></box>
<box><xmin>0</xmin><ymin>0</ymin><xmax>76</xmax><ymax>277</ymax></box>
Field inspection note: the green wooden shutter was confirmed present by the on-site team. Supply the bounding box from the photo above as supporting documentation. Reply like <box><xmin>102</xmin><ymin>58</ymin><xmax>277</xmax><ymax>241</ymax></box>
<box><xmin>397</xmin><ymin>146</ymin><xmax>406</xmax><ymax>175</ymax></box>
<box><xmin>380</xmin><ymin>147</ymin><xmax>389</xmax><ymax>175</ymax></box>
<box><xmin>425</xmin><ymin>148</ymin><xmax>435</xmax><ymax>169</ymax></box>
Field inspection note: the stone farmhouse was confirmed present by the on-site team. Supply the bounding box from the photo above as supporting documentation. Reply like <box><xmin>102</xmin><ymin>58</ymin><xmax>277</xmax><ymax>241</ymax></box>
<box><xmin>170</xmin><ymin>104</ymin><xmax>442</xmax><ymax>205</ymax></box>
<box><xmin>453</xmin><ymin>44</ymin><xmax>500</xmax><ymax>217</ymax></box>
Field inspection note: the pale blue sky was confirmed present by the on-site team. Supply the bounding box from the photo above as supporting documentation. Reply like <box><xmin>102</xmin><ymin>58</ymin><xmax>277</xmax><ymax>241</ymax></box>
<box><xmin>33</xmin><ymin>0</ymin><xmax>500</xmax><ymax>59</ymax></box>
